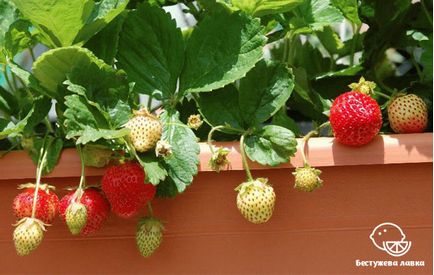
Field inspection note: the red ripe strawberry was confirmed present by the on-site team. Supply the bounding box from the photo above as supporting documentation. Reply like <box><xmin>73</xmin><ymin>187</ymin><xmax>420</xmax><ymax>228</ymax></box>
<box><xmin>12</xmin><ymin>184</ymin><xmax>59</xmax><ymax>224</ymax></box>
<box><xmin>387</xmin><ymin>94</ymin><xmax>428</xmax><ymax>133</ymax></box>
<box><xmin>59</xmin><ymin>189</ymin><xmax>110</xmax><ymax>235</ymax></box>
<box><xmin>102</xmin><ymin>162</ymin><xmax>156</xmax><ymax>218</ymax></box>
<box><xmin>330</xmin><ymin>91</ymin><xmax>382</xmax><ymax>146</ymax></box>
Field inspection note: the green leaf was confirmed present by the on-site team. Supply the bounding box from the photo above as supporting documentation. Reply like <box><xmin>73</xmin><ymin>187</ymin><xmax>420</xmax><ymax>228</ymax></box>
<box><xmin>315</xmin><ymin>64</ymin><xmax>363</xmax><ymax>80</ymax></box>
<box><xmin>12</xmin><ymin>0</ymin><xmax>94</xmax><ymax>47</ymax></box>
<box><xmin>231</xmin><ymin>0</ymin><xmax>303</xmax><ymax>17</ymax></box>
<box><xmin>239</xmin><ymin>60</ymin><xmax>294</xmax><ymax>126</ymax></box>
<box><xmin>180</xmin><ymin>10</ymin><xmax>266</xmax><ymax>93</ymax></box>
<box><xmin>108</xmin><ymin>100</ymin><xmax>131</xmax><ymax>128</ymax></box>
<box><xmin>331</xmin><ymin>0</ymin><xmax>361</xmax><ymax>25</ymax></box>
<box><xmin>4</xmin><ymin>19</ymin><xmax>36</xmax><ymax>58</ymax></box>
<box><xmin>336</xmin><ymin>33</ymin><xmax>364</xmax><ymax>57</ymax></box>
<box><xmin>117</xmin><ymin>3</ymin><xmax>184</xmax><ymax>100</ymax></box>
<box><xmin>32</xmin><ymin>46</ymin><xmax>129</xmax><ymax>105</ymax></box>
<box><xmin>316</xmin><ymin>26</ymin><xmax>344</xmax><ymax>55</ymax></box>
<box><xmin>0</xmin><ymin>105</ymin><xmax>33</xmax><ymax>139</ymax></box>
<box><xmin>196</xmin><ymin>85</ymin><xmax>246</xmax><ymax>132</ymax></box>
<box><xmin>12</xmin><ymin>0</ymin><xmax>128</xmax><ymax>47</ymax></box>
<box><xmin>420</xmin><ymin>34</ymin><xmax>433</xmax><ymax>82</ymax></box>
<box><xmin>23</xmin><ymin>96</ymin><xmax>51</xmax><ymax>134</ymax></box>
<box><xmin>63</xmin><ymin>94</ymin><xmax>110</xmax><ymax>140</ymax></box>
<box><xmin>73</xmin><ymin>0</ymin><xmax>129</xmax><ymax>45</ymax></box>
<box><xmin>291</xmin><ymin>38</ymin><xmax>332</xmax><ymax>77</ymax></box>
<box><xmin>197</xmin><ymin>61</ymin><xmax>293</xmax><ymax>131</ymax></box>
<box><xmin>137</xmin><ymin>153</ymin><xmax>168</xmax><ymax>185</ymax></box>
<box><xmin>406</xmin><ymin>30</ymin><xmax>429</xmax><ymax>42</ymax></box>
<box><xmin>30</xmin><ymin>136</ymin><xmax>63</xmax><ymax>174</ymax></box>
<box><xmin>359</xmin><ymin>0</ymin><xmax>412</xmax><ymax>69</ymax></box>
<box><xmin>160</xmin><ymin>110</ymin><xmax>200</xmax><ymax>193</ymax></box>
<box><xmin>67</xmin><ymin>60</ymin><xmax>130</xmax><ymax>109</ymax></box>
<box><xmin>7</xmin><ymin>62</ymin><xmax>52</xmax><ymax>98</ymax></box>
<box><xmin>44</xmin><ymin>137</ymin><xmax>63</xmax><ymax>174</ymax></box>
<box><xmin>32</xmin><ymin>47</ymin><xmax>100</xmax><ymax>97</ymax></box>
<box><xmin>289</xmin><ymin>67</ymin><xmax>326</xmax><ymax>121</ymax></box>
<box><xmin>272</xmin><ymin>108</ymin><xmax>301</xmax><ymax>137</ymax></box>
<box><xmin>0</xmin><ymin>85</ymin><xmax>17</xmax><ymax>116</ymax></box>
<box><xmin>156</xmin><ymin>177</ymin><xmax>179</xmax><ymax>198</ymax></box>
<box><xmin>244</xmin><ymin>125</ymin><xmax>297</xmax><ymax>166</ymax></box>
<box><xmin>76</xmin><ymin>126</ymin><xmax>129</xmax><ymax>144</ymax></box>
<box><xmin>0</xmin><ymin>0</ymin><xmax>18</xmax><ymax>63</ymax></box>
<box><xmin>85</xmin><ymin>12</ymin><xmax>125</xmax><ymax>65</ymax></box>
<box><xmin>289</xmin><ymin>0</ymin><xmax>344</xmax><ymax>34</ymax></box>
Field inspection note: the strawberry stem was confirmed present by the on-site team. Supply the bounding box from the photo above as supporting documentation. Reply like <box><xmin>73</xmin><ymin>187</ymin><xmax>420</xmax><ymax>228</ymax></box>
<box><xmin>374</xmin><ymin>91</ymin><xmax>391</xmax><ymax>100</ymax></box>
<box><xmin>147</xmin><ymin>201</ymin><xmax>154</xmax><ymax>217</ymax></box>
<box><xmin>300</xmin><ymin>122</ymin><xmax>330</xmax><ymax>166</ymax></box>
<box><xmin>31</xmin><ymin>148</ymin><xmax>48</xmax><ymax>219</ymax></box>
<box><xmin>123</xmin><ymin>137</ymin><xmax>147</xmax><ymax>167</ymax></box>
<box><xmin>76</xmin><ymin>144</ymin><xmax>86</xmax><ymax>194</ymax></box>
<box><xmin>240</xmin><ymin>134</ymin><xmax>253</xmax><ymax>182</ymax></box>
<box><xmin>207</xmin><ymin>125</ymin><xmax>225</xmax><ymax>154</ymax></box>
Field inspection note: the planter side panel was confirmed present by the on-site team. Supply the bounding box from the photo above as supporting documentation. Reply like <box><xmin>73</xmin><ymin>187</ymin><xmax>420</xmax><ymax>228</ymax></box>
<box><xmin>0</xmin><ymin>163</ymin><xmax>432</xmax><ymax>273</ymax></box>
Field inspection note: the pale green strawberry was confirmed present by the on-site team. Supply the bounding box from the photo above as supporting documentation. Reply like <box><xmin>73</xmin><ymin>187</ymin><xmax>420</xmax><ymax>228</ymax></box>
<box><xmin>66</xmin><ymin>201</ymin><xmax>88</xmax><ymax>235</ymax></box>
<box><xmin>236</xmin><ymin>178</ymin><xmax>275</xmax><ymax>224</ymax></box>
<box><xmin>126</xmin><ymin>109</ymin><xmax>162</xmax><ymax>153</ymax></box>
<box><xmin>13</xmin><ymin>217</ymin><xmax>46</xmax><ymax>256</ymax></box>
<box><xmin>293</xmin><ymin>165</ymin><xmax>323</xmax><ymax>192</ymax></box>
<box><xmin>136</xmin><ymin>217</ymin><xmax>164</xmax><ymax>258</ymax></box>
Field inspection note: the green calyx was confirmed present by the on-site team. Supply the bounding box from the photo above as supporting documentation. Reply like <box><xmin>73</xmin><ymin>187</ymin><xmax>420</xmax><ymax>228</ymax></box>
<box><xmin>235</xmin><ymin>177</ymin><xmax>269</xmax><ymax>194</ymax></box>
<box><xmin>349</xmin><ymin>77</ymin><xmax>376</xmax><ymax>95</ymax></box>
<box><xmin>137</xmin><ymin>216</ymin><xmax>164</xmax><ymax>232</ymax></box>
<box><xmin>209</xmin><ymin>146</ymin><xmax>231</xmax><ymax>172</ymax></box>
<box><xmin>292</xmin><ymin>165</ymin><xmax>323</xmax><ymax>192</ymax></box>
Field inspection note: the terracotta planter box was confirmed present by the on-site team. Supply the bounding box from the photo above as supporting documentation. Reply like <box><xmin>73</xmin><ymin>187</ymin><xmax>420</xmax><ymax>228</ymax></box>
<box><xmin>0</xmin><ymin>133</ymin><xmax>432</xmax><ymax>273</ymax></box>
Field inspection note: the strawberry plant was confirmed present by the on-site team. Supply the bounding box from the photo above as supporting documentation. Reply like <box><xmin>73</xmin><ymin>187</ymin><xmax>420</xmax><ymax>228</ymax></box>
<box><xmin>0</xmin><ymin>0</ymin><xmax>432</xmax><ymax>257</ymax></box>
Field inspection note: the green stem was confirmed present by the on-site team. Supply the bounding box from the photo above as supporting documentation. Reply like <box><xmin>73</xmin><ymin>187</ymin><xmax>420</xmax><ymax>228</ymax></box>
<box><xmin>147</xmin><ymin>201</ymin><xmax>154</xmax><ymax>217</ymax></box>
<box><xmin>300</xmin><ymin>122</ymin><xmax>330</xmax><ymax>165</ymax></box>
<box><xmin>374</xmin><ymin>91</ymin><xmax>391</xmax><ymax>100</ymax></box>
<box><xmin>375</xmin><ymin>76</ymin><xmax>395</xmax><ymax>94</ymax></box>
<box><xmin>123</xmin><ymin>138</ymin><xmax>147</xmax><ymax>167</ymax></box>
<box><xmin>421</xmin><ymin>0</ymin><xmax>433</xmax><ymax>26</ymax></box>
<box><xmin>44</xmin><ymin>117</ymin><xmax>54</xmax><ymax>133</ymax></box>
<box><xmin>410</xmin><ymin>53</ymin><xmax>424</xmax><ymax>81</ymax></box>
<box><xmin>3</xmin><ymin>67</ymin><xmax>14</xmax><ymax>92</ymax></box>
<box><xmin>31</xmin><ymin>149</ymin><xmax>48</xmax><ymax>219</ymax></box>
<box><xmin>147</xmin><ymin>97</ymin><xmax>153</xmax><ymax>111</ymax></box>
<box><xmin>207</xmin><ymin>125</ymin><xmax>225</xmax><ymax>154</ymax></box>
<box><xmin>77</xmin><ymin>144</ymin><xmax>86</xmax><ymax>191</ymax></box>
<box><xmin>28</xmin><ymin>47</ymin><xmax>36</xmax><ymax>62</ymax></box>
<box><xmin>239</xmin><ymin>134</ymin><xmax>253</xmax><ymax>182</ymax></box>
<box><xmin>287</xmin><ymin>32</ymin><xmax>297</xmax><ymax>66</ymax></box>
<box><xmin>282</xmin><ymin>33</ymin><xmax>290</xmax><ymax>63</ymax></box>
<box><xmin>10</xmin><ymin>72</ymin><xmax>19</xmax><ymax>91</ymax></box>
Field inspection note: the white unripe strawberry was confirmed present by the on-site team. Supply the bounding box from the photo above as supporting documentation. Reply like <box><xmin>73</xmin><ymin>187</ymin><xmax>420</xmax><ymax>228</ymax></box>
<box><xmin>126</xmin><ymin>109</ymin><xmax>162</xmax><ymax>152</ymax></box>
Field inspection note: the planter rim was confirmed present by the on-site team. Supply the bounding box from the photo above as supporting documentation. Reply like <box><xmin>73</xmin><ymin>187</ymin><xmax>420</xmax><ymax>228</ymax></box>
<box><xmin>0</xmin><ymin>133</ymin><xmax>432</xmax><ymax>180</ymax></box>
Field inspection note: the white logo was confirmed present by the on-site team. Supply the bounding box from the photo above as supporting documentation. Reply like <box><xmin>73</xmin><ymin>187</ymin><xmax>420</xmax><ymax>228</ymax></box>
<box><xmin>369</xmin><ymin>222</ymin><xmax>412</xmax><ymax>257</ymax></box>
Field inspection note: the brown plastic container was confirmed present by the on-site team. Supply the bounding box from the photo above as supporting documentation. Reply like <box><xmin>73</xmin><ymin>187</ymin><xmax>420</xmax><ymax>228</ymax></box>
<box><xmin>0</xmin><ymin>133</ymin><xmax>432</xmax><ymax>274</ymax></box>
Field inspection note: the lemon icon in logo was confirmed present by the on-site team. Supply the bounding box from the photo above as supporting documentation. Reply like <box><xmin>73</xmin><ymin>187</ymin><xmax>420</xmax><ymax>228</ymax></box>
<box><xmin>370</xmin><ymin>222</ymin><xmax>412</xmax><ymax>257</ymax></box>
